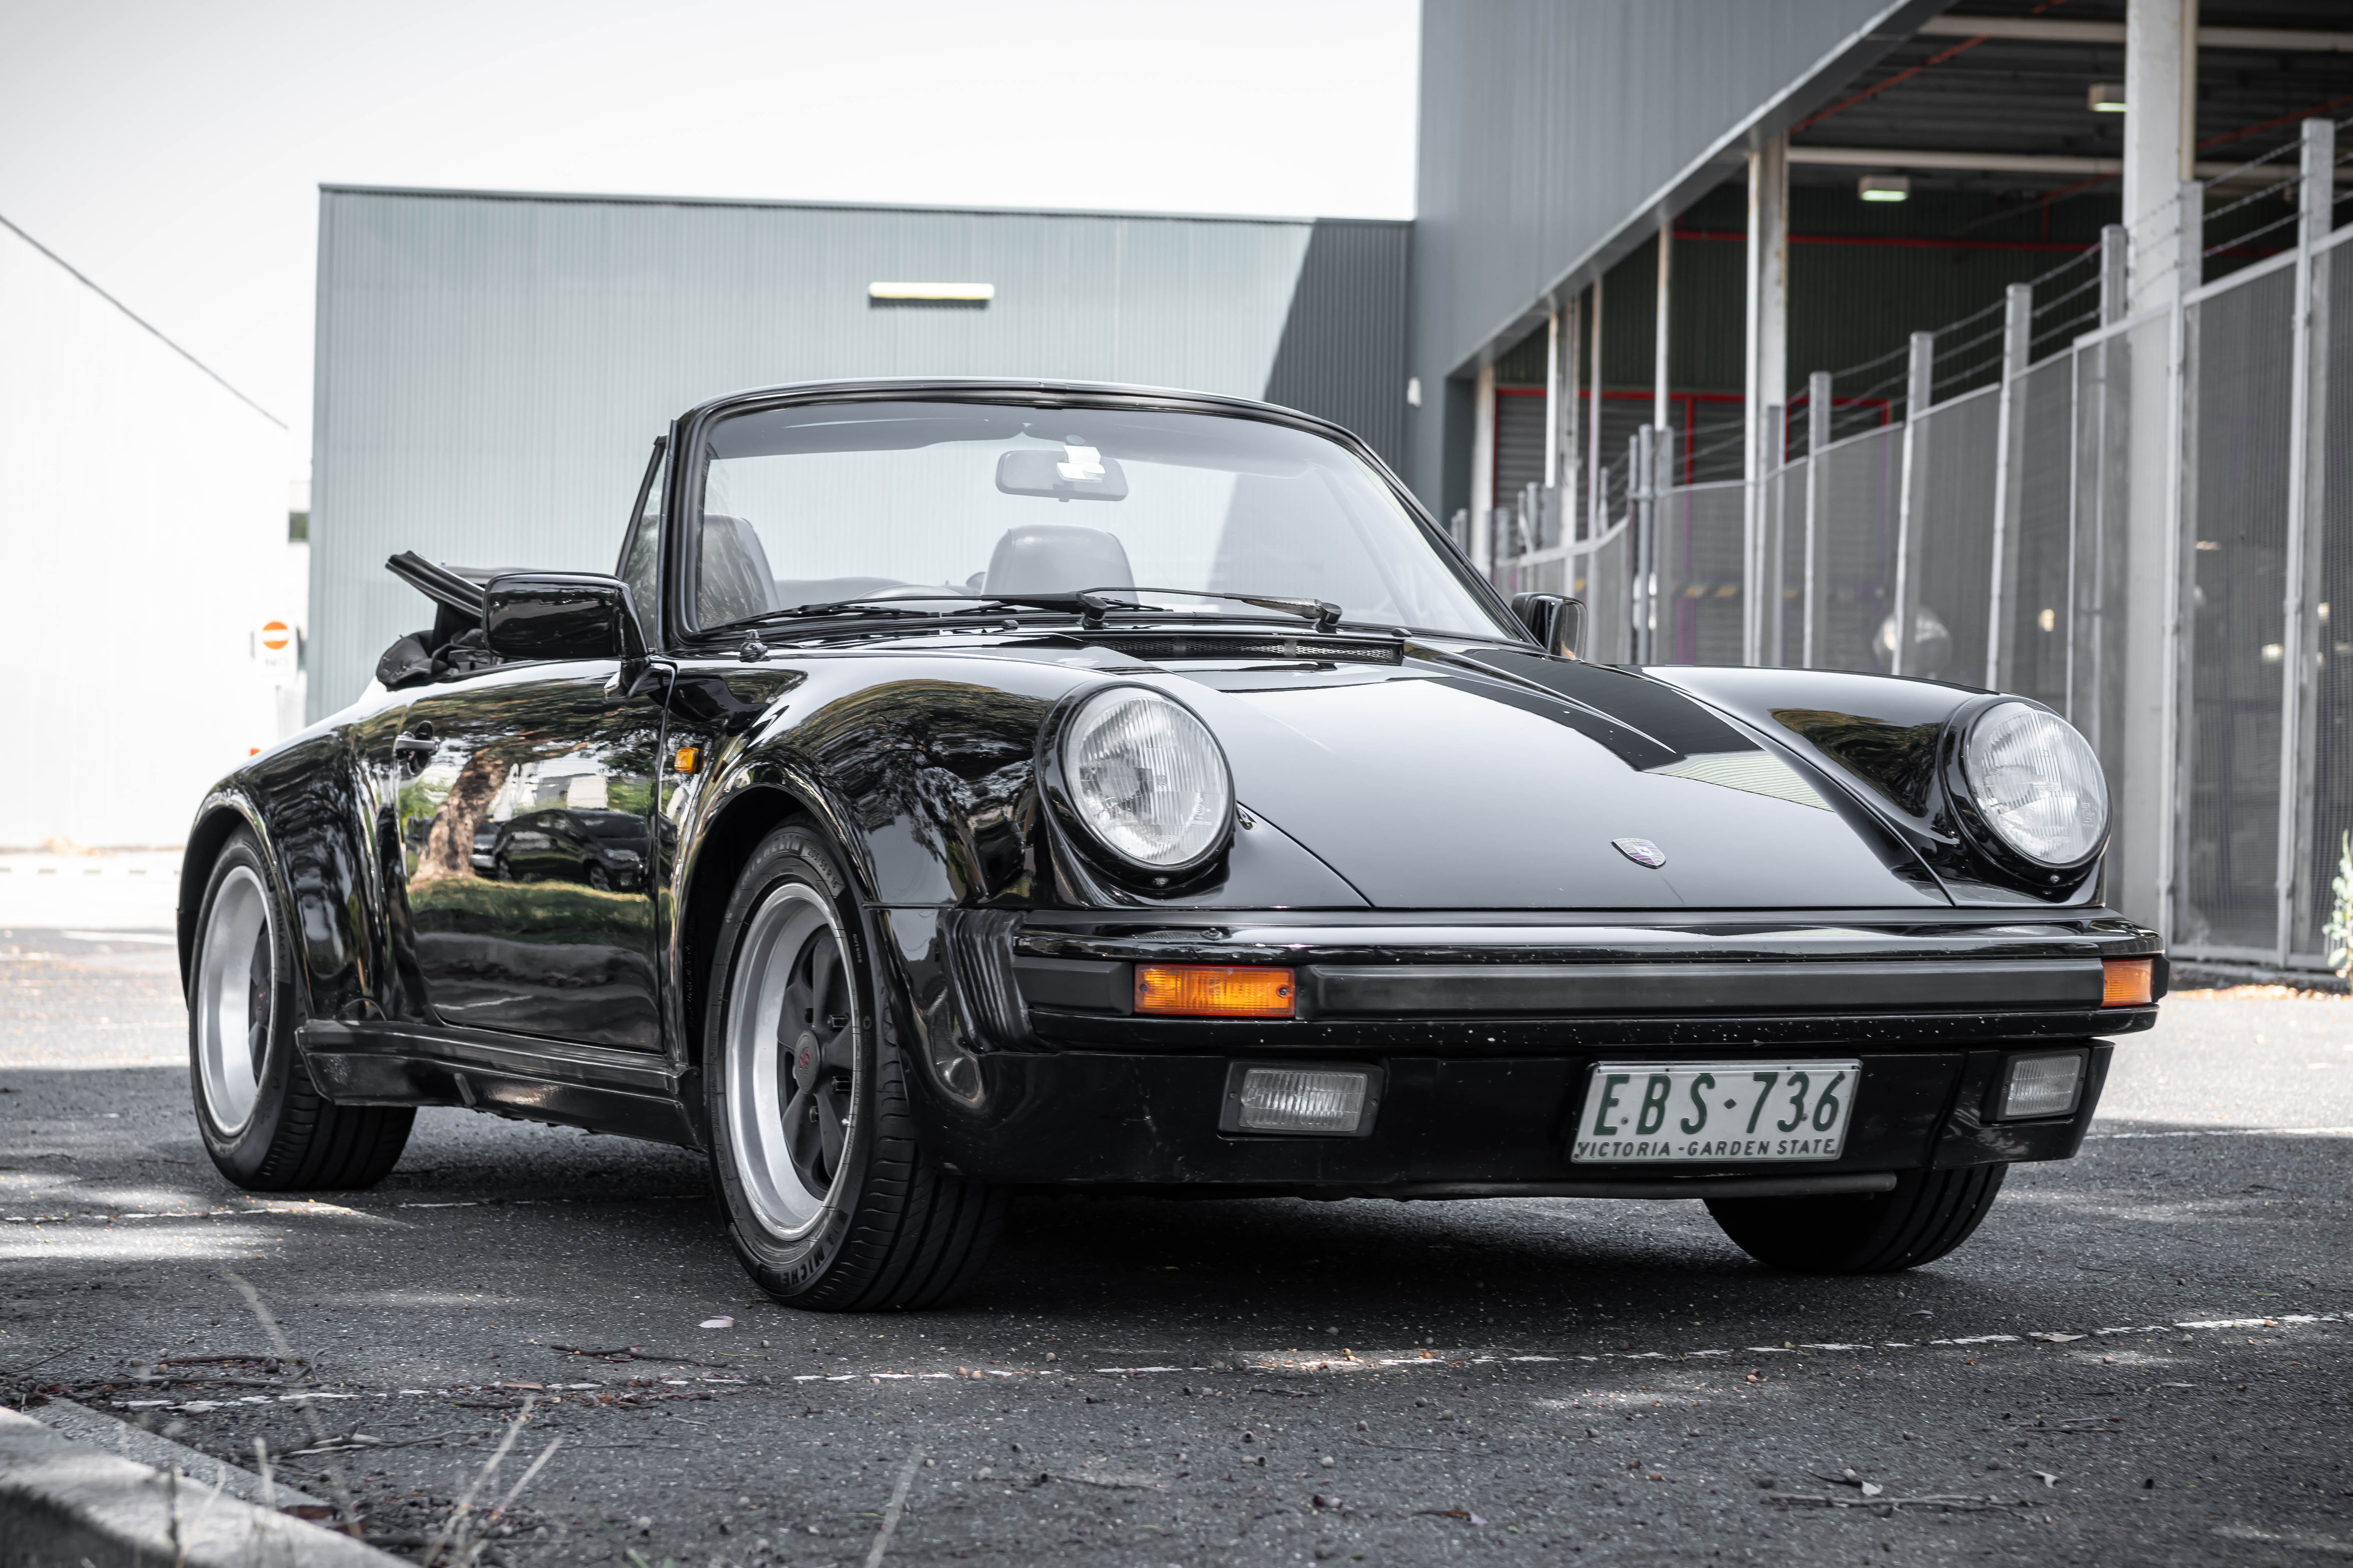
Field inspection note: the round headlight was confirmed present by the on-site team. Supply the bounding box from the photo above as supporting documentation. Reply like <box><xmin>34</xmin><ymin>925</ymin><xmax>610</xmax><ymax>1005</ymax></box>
<box><xmin>1058</xmin><ymin>687</ymin><xmax>1232</xmax><ymax>870</ymax></box>
<box><xmin>1960</xmin><ymin>701</ymin><xmax>2107</xmax><ymax>866</ymax></box>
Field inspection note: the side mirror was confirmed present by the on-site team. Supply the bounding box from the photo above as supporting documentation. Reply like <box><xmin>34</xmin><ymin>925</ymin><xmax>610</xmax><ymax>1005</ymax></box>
<box><xmin>484</xmin><ymin>573</ymin><xmax>646</xmax><ymax>664</ymax></box>
<box><xmin>1509</xmin><ymin>593</ymin><xmax>1588</xmax><ymax>660</ymax></box>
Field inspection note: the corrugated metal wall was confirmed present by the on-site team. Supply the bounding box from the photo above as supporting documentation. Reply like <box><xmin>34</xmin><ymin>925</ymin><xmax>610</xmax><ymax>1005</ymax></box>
<box><xmin>1404</xmin><ymin>0</ymin><xmax>1930</xmax><ymax>511</ymax></box>
<box><xmin>1264</xmin><ymin>219</ymin><xmax>1412</xmax><ymax>467</ymax></box>
<box><xmin>311</xmin><ymin>187</ymin><xmax>1406</xmax><ymax>718</ymax></box>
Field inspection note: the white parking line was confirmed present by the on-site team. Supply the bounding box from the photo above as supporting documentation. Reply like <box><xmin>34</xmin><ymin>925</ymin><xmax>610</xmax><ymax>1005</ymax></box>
<box><xmin>100</xmin><ymin>1308</ymin><xmax>2339</xmax><ymax>1416</ymax></box>
<box><xmin>2086</xmin><ymin>1127</ymin><xmax>2353</xmax><ymax>1139</ymax></box>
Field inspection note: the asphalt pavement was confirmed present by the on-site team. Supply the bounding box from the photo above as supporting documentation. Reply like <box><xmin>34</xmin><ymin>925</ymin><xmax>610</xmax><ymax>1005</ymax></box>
<box><xmin>3</xmin><ymin>923</ymin><xmax>2349</xmax><ymax>1568</ymax></box>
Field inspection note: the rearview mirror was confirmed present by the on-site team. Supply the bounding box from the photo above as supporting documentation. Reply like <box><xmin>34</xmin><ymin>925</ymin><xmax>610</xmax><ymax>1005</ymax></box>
<box><xmin>484</xmin><ymin>573</ymin><xmax>646</xmax><ymax>664</ymax></box>
<box><xmin>1510</xmin><ymin>593</ymin><xmax>1587</xmax><ymax>660</ymax></box>
<box><xmin>996</xmin><ymin>446</ymin><xmax>1129</xmax><ymax>501</ymax></box>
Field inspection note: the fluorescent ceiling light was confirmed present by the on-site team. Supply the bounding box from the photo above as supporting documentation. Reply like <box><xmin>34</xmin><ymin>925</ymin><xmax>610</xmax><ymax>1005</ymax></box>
<box><xmin>868</xmin><ymin>281</ymin><xmax>995</xmax><ymax>301</ymax></box>
<box><xmin>2087</xmin><ymin>82</ymin><xmax>2127</xmax><ymax>112</ymax></box>
<box><xmin>1857</xmin><ymin>174</ymin><xmax>1911</xmax><ymax>202</ymax></box>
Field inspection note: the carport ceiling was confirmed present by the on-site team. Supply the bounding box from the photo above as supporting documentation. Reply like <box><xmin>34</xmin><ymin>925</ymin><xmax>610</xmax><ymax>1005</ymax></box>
<box><xmin>1789</xmin><ymin>0</ymin><xmax>2353</xmax><ymax>195</ymax></box>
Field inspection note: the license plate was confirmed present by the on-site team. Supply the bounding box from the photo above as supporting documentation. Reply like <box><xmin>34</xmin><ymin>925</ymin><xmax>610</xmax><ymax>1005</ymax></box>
<box><xmin>1570</xmin><ymin>1060</ymin><xmax>1860</xmax><ymax>1164</ymax></box>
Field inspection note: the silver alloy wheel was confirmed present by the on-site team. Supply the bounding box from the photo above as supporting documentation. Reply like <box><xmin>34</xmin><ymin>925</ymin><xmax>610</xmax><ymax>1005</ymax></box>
<box><xmin>724</xmin><ymin>882</ymin><xmax>859</xmax><ymax>1238</ymax></box>
<box><xmin>195</xmin><ymin>864</ymin><xmax>273</xmax><ymax>1136</ymax></box>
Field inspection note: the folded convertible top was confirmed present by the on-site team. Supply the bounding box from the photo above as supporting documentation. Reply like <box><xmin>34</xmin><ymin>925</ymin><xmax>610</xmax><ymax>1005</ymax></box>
<box><xmin>385</xmin><ymin>551</ymin><xmax>492</xmax><ymax>617</ymax></box>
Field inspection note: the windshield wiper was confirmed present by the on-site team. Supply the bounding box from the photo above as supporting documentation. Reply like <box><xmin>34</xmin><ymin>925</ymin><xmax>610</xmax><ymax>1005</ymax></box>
<box><xmin>740</xmin><ymin>596</ymin><xmax>983</xmax><ymax>624</ymax></box>
<box><xmin>1069</xmin><ymin>587</ymin><xmax>1343</xmax><ymax>632</ymax></box>
<box><xmin>736</xmin><ymin>586</ymin><xmax>1344</xmax><ymax>634</ymax></box>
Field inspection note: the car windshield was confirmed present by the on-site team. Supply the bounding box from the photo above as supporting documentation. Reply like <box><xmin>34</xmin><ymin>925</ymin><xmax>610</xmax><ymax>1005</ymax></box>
<box><xmin>688</xmin><ymin>400</ymin><xmax>1513</xmax><ymax>639</ymax></box>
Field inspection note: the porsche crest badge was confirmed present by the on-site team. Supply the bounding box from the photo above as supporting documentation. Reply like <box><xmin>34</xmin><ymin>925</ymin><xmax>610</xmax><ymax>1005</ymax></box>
<box><xmin>1611</xmin><ymin>837</ymin><xmax>1667</xmax><ymax>868</ymax></box>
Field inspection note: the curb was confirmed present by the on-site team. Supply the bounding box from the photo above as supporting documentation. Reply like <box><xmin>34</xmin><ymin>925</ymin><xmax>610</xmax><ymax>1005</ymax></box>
<box><xmin>0</xmin><ymin>1408</ymin><xmax>404</xmax><ymax>1568</ymax></box>
<box><xmin>26</xmin><ymin>1398</ymin><xmax>326</xmax><ymax>1510</ymax></box>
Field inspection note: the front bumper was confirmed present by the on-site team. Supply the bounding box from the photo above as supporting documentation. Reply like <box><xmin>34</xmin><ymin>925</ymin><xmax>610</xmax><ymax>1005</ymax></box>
<box><xmin>901</xmin><ymin>906</ymin><xmax>2158</xmax><ymax>1194</ymax></box>
<box><xmin>923</xmin><ymin>1043</ymin><xmax>2110</xmax><ymax>1193</ymax></box>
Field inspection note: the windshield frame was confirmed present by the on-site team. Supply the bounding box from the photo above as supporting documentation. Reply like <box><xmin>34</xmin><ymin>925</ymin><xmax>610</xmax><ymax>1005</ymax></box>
<box><xmin>658</xmin><ymin>379</ymin><xmax>1528</xmax><ymax>651</ymax></box>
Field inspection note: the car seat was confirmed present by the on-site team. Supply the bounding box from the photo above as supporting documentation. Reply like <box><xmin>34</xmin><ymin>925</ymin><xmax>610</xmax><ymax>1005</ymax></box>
<box><xmin>697</xmin><ymin>514</ymin><xmax>779</xmax><ymax>626</ymax></box>
<box><xmin>983</xmin><ymin>524</ymin><xmax>1135</xmax><ymax>596</ymax></box>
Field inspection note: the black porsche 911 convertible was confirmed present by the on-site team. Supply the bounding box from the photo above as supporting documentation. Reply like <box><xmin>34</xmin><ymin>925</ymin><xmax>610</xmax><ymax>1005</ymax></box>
<box><xmin>180</xmin><ymin>377</ymin><xmax>2161</xmax><ymax>1310</ymax></box>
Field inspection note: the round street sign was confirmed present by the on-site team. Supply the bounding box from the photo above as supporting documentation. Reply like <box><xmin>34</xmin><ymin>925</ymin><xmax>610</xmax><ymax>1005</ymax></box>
<box><xmin>260</xmin><ymin>620</ymin><xmax>293</xmax><ymax>652</ymax></box>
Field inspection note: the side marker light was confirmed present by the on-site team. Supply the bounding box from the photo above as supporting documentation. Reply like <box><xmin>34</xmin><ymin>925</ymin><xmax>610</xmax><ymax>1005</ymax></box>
<box><xmin>672</xmin><ymin>746</ymin><xmax>702</xmax><ymax>775</ymax></box>
<box><xmin>2100</xmin><ymin>957</ymin><xmax>2153</xmax><ymax>1007</ymax></box>
<box><xmin>1134</xmin><ymin>964</ymin><xmax>1295</xmax><ymax>1018</ymax></box>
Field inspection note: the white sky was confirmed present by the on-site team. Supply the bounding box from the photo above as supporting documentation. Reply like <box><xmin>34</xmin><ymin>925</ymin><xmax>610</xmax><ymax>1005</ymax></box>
<box><xmin>0</xmin><ymin>0</ymin><xmax>1419</xmax><ymax>491</ymax></box>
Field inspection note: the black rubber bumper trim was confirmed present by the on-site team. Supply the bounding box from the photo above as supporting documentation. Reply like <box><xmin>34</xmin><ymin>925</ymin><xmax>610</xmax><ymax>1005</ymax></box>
<box><xmin>1303</xmin><ymin>958</ymin><xmax>2101</xmax><ymax>1016</ymax></box>
<box><xmin>297</xmin><ymin>1021</ymin><xmax>694</xmax><ymax>1146</ymax></box>
<box><xmin>913</xmin><ymin>1049</ymin><xmax>1996</xmax><ymax>1187</ymax></box>
<box><xmin>1023</xmin><ymin>1006</ymin><xmax>2156</xmax><ymax>1051</ymax></box>
<box><xmin>1378</xmin><ymin>1173</ymin><xmax>1899</xmax><ymax>1200</ymax></box>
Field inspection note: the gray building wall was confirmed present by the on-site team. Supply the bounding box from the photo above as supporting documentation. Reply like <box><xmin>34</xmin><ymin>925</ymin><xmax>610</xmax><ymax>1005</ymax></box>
<box><xmin>310</xmin><ymin>186</ymin><xmax>1405</xmax><ymax>718</ymax></box>
<box><xmin>1404</xmin><ymin>0</ymin><xmax>1935</xmax><ymax>514</ymax></box>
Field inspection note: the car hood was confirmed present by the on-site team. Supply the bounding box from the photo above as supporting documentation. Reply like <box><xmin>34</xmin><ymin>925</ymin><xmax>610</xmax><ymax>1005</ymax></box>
<box><xmin>1162</xmin><ymin>645</ymin><xmax>1946</xmax><ymax>910</ymax></box>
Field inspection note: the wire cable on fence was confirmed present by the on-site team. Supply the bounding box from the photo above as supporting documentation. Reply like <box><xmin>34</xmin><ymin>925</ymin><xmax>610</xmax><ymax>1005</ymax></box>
<box><xmin>2207</xmin><ymin>202</ymin><xmax>2308</xmax><ymax>257</ymax></box>
<box><xmin>2028</xmin><ymin>305</ymin><xmax>2102</xmax><ymax>359</ymax></box>
<box><xmin>2199</xmin><ymin>133</ymin><xmax>2308</xmax><ymax>198</ymax></box>
<box><xmin>1933</xmin><ymin>349</ymin><xmax>2008</xmax><ymax>394</ymax></box>
<box><xmin>2201</xmin><ymin>172</ymin><xmax>2304</xmax><ymax>232</ymax></box>
<box><xmin>2023</xmin><ymin>245</ymin><xmax>2099</xmax><ymax>289</ymax></box>
<box><xmin>2031</xmin><ymin>269</ymin><xmax>2103</xmax><ymax>319</ymax></box>
<box><xmin>1933</xmin><ymin>319</ymin><xmax>2008</xmax><ymax>365</ymax></box>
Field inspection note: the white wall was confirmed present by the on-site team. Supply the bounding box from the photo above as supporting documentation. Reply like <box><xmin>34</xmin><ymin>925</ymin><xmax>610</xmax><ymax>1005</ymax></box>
<box><xmin>0</xmin><ymin>219</ymin><xmax>290</xmax><ymax>848</ymax></box>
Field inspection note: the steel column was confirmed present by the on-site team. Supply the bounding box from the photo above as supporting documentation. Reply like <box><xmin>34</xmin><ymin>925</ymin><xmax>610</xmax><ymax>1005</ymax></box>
<box><xmin>2118</xmin><ymin>0</ymin><xmax>2199</xmax><ymax>930</ymax></box>
<box><xmin>1470</xmin><ymin>361</ymin><xmax>1496</xmax><ymax>578</ymax></box>
<box><xmin>2099</xmin><ymin>225</ymin><xmax>2130</xmax><ymax>325</ymax></box>
<box><xmin>2277</xmin><ymin>120</ymin><xmax>2336</xmax><ymax>963</ymax></box>
<box><xmin>1653</xmin><ymin>207</ymin><xmax>1673</xmax><ymax>435</ymax></box>
<box><xmin>1744</xmin><ymin>135</ymin><xmax>1789</xmax><ymax>667</ymax></box>
<box><xmin>1587</xmin><ymin>279</ymin><xmax>1606</xmax><ymax>542</ymax></box>
<box><xmin>1986</xmin><ymin>283</ymin><xmax>2034</xmax><ymax>688</ymax></box>
<box><xmin>1633</xmin><ymin>427</ymin><xmax>1658</xmax><ymax>663</ymax></box>
<box><xmin>1890</xmin><ymin>332</ymin><xmax>1935</xmax><ymax>677</ymax></box>
<box><xmin>1805</xmin><ymin>370</ymin><xmax>1831</xmax><ymax>670</ymax></box>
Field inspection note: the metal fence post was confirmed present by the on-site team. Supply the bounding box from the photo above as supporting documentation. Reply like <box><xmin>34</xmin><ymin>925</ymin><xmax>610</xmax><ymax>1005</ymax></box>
<box><xmin>1804</xmin><ymin>370</ymin><xmax>1831</xmax><ymax>669</ymax></box>
<box><xmin>1891</xmin><ymin>331</ymin><xmax>1935</xmax><ymax>676</ymax></box>
<box><xmin>1557</xmin><ymin>298</ymin><xmax>1581</xmax><ymax>544</ymax></box>
<box><xmin>2152</xmin><ymin>184</ymin><xmax>2197</xmax><ymax>945</ymax></box>
<box><xmin>2099</xmin><ymin>225</ymin><xmax>2129</xmax><ymax>327</ymax></box>
<box><xmin>1985</xmin><ymin>284</ymin><xmax>2034</xmax><ymax>690</ymax></box>
<box><xmin>1632</xmin><ymin>427</ymin><xmax>1655</xmax><ymax>663</ymax></box>
<box><xmin>2177</xmin><ymin>177</ymin><xmax>2205</xmax><ymax>297</ymax></box>
<box><xmin>2276</xmin><ymin>119</ymin><xmax>2335</xmax><ymax>964</ymax></box>
<box><xmin>1654</xmin><ymin>427</ymin><xmax>1676</xmax><ymax>664</ymax></box>
<box><xmin>1587</xmin><ymin>278</ymin><xmax>1605</xmax><ymax>544</ymax></box>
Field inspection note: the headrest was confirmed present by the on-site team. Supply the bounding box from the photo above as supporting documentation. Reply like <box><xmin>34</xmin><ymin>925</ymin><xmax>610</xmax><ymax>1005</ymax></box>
<box><xmin>697</xmin><ymin>514</ymin><xmax>777</xmax><ymax>626</ymax></box>
<box><xmin>984</xmin><ymin>524</ymin><xmax>1134</xmax><ymax>596</ymax></box>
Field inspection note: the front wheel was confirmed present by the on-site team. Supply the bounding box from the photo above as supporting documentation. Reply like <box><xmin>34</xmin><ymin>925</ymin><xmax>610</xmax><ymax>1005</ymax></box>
<box><xmin>190</xmin><ymin>831</ymin><xmax>414</xmax><ymax>1190</ymax></box>
<box><xmin>703</xmin><ymin>824</ymin><xmax>1004</xmax><ymax>1310</ymax></box>
<box><xmin>1705</xmin><ymin>1164</ymin><xmax>2007</xmax><ymax>1274</ymax></box>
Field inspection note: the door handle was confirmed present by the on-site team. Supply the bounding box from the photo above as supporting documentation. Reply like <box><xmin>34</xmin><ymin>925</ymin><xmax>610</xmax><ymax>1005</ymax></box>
<box><xmin>392</xmin><ymin>727</ymin><xmax>437</xmax><ymax>773</ymax></box>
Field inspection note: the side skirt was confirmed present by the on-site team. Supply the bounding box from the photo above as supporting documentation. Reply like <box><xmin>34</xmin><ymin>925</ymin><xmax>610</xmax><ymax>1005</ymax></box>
<box><xmin>297</xmin><ymin>1021</ymin><xmax>698</xmax><ymax>1149</ymax></box>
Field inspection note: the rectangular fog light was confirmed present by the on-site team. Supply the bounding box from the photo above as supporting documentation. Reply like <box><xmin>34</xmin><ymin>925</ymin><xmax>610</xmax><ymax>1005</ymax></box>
<box><xmin>1998</xmin><ymin>1050</ymin><xmax>2086</xmax><ymax>1120</ymax></box>
<box><xmin>1236</xmin><ymin>1068</ymin><xmax>1369</xmax><ymax>1134</ymax></box>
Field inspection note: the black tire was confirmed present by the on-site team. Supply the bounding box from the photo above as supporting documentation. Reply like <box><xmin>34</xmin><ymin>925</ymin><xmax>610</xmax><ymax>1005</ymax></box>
<box><xmin>703</xmin><ymin>823</ymin><xmax>1005</xmax><ymax>1311</ymax></box>
<box><xmin>189</xmin><ymin>831</ymin><xmax>414</xmax><ymax>1191</ymax></box>
<box><xmin>1705</xmin><ymin>1164</ymin><xmax>2008</xmax><ymax>1274</ymax></box>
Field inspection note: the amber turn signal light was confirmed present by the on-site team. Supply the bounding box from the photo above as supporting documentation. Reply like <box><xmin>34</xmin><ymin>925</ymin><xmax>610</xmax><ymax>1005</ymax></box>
<box><xmin>672</xmin><ymin>745</ymin><xmax>702</xmax><ymax>775</ymax></box>
<box><xmin>2100</xmin><ymin>957</ymin><xmax>2154</xmax><ymax>1007</ymax></box>
<box><xmin>1134</xmin><ymin>964</ymin><xmax>1296</xmax><ymax>1018</ymax></box>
